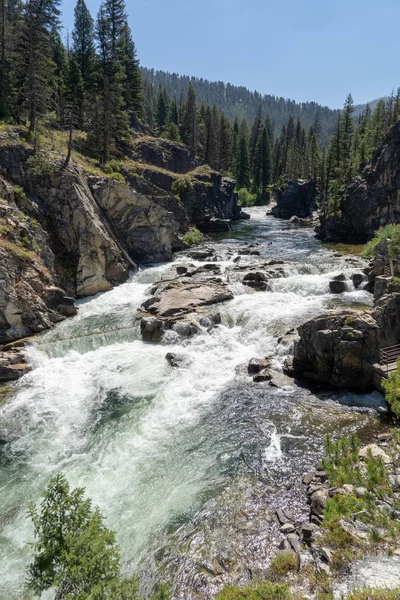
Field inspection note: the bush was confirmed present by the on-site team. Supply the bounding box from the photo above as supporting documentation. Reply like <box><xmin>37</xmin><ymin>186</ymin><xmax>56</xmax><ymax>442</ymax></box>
<box><xmin>215</xmin><ymin>581</ymin><xmax>292</xmax><ymax>600</ymax></box>
<box><xmin>104</xmin><ymin>159</ymin><xmax>124</xmax><ymax>174</ymax></box>
<box><xmin>238</xmin><ymin>188</ymin><xmax>257</xmax><ymax>207</ymax></box>
<box><xmin>182</xmin><ymin>226</ymin><xmax>203</xmax><ymax>246</ymax></box>
<box><xmin>383</xmin><ymin>358</ymin><xmax>400</xmax><ymax>418</ymax></box>
<box><xmin>269</xmin><ymin>551</ymin><xmax>298</xmax><ymax>576</ymax></box>
<box><xmin>172</xmin><ymin>176</ymin><xmax>193</xmax><ymax>198</ymax></box>
<box><xmin>26</xmin><ymin>152</ymin><xmax>57</xmax><ymax>177</ymax></box>
<box><xmin>362</xmin><ymin>223</ymin><xmax>400</xmax><ymax>257</ymax></box>
<box><xmin>13</xmin><ymin>185</ymin><xmax>26</xmax><ymax>202</ymax></box>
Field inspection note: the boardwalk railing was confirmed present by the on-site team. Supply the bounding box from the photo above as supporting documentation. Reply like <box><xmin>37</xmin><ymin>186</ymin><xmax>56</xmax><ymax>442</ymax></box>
<box><xmin>380</xmin><ymin>345</ymin><xmax>400</xmax><ymax>373</ymax></box>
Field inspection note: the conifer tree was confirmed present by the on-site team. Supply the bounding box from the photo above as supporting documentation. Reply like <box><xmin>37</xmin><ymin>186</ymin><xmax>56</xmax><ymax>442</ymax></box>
<box><xmin>0</xmin><ymin>0</ymin><xmax>21</xmax><ymax>119</ymax></box>
<box><xmin>121</xmin><ymin>20</ymin><xmax>143</xmax><ymax>119</ymax></box>
<box><xmin>15</xmin><ymin>0</ymin><xmax>61</xmax><ymax>138</ymax></box>
<box><xmin>236</xmin><ymin>129</ymin><xmax>250</xmax><ymax>189</ymax></box>
<box><xmin>71</xmin><ymin>0</ymin><xmax>95</xmax><ymax>128</ymax></box>
<box><xmin>181</xmin><ymin>82</ymin><xmax>197</xmax><ymax>148</ymax></box>
<box><xmin>219</xmin><ymin>111</ymin><xmax>232</xmax><ymax>173</ymax></box>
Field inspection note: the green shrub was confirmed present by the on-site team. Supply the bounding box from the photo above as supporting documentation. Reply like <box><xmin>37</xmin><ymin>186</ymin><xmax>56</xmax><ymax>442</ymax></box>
<box><xmin>26</xmin><ymin>152</ymin><xmax>57</xmax><ymax>177</ymax></box>
<box><xmin>104</xmin><ymin>159</ymin><xmax>124</xmax><ymax>174</ymax></box>
<box><xmin>13</xmin><ymin>185</ymin><xmax>26</xmax><ymax>202</ymax></box>
<box><xmin>362</xmin><ymin>224</ymin><xmax>400</xmax><ymax>257</ymax></box>
<box><xmin>182</xmin><ymin>226</ymin><xmax>203</xmax><ymax>246</ymax></box>
<box><xmin>383</xmin><ymin>358</ymin><xmax>400</xmax><ymax>418</ymax></box>
<box><xmin>215</xmin><ymin>581</ymin><xmax>292</xmax><ymax>600</ymax></box>
<box><xmin>345</xmin><ymin>588</ymin><xmax>400</xmax><ymax>600</ymax></box>
<box><xmin>106</xmin><ymin>171</ymin><xmax>125</xmax><ymax>184</ymax></box>
<box><xmin>238</xmin><ymin>188</ymin><xmax>257</xmax><ymax>207</ymax></box>
<box><xmin>172</xmin><ymin>176</ymin><xmax>193</xmax><ymax>198</ymax></box>
<box><xmin>269</xmin><ymin>551</ymin><xmax>298</xmax><ymax>576</ymax></box>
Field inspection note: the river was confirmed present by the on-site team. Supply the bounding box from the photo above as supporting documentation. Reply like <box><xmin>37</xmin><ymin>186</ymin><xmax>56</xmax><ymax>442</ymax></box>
<box><xmin>0</xmin><ymin>208</ymin><xmax>387</xmax><ymax>599</ymax></box>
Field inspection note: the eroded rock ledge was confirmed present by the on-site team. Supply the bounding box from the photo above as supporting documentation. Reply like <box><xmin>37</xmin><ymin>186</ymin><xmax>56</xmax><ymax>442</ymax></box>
<box><xmin>290</xmin><ymin>292</ymin><xmax>400</xmax><ymax>390</ymax></box>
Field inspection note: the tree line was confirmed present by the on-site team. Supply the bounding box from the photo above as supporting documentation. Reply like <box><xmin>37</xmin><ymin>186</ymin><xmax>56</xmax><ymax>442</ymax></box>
<box><xmin>0</xmin><ymin>1</ymin><xmax>398</xmax><ymax>207</ymax></box>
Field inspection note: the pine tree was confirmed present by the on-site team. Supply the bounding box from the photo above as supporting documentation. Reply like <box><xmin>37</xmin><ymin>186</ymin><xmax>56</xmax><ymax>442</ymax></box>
<box><xmin>156</xmin><ymin>86</ymin><xmax>170</xmax><ymax>133</ymax></box>
<box><xmin>0</xmin><ymin>0</ymin><xmax>21</xmax><ymax>119</ymax></box>
<box><xmin>121</xmin><ymin>20</ymin><xmax>143</xmax><ymax>119</ymax></box>
<box><xmin>181</xmin><ymin>82</ymin><xmax>197</xmax><ymax>148</ymax></box>
<box><xmin>219</xmin><ymin>111</ymin><xmax>232</xmax><ymax>173</ymax></box>
<box><xmin>236</xmin><ymin>129</ymin><xmax>250</xmax><ymax>189</ymax></box>
<box><xmin>340</xmin><ymin>93</ymin><xmax>355</xmax><ymax>183</ymax></box>
<box><xmin>15</xmin><ymin>0</ymin><xmax>61</xmax><ymax>138</ymax></box>
<box><xmin>258</xmin><ymin>126</ymin><xmax>272</xmax><ymax>202</ymax></box>
<box><xmin>89</xmin><ymin>0</ymin><xmax>128</xmax><ymax>162</ymax></box>
<box><xmin>71</xmin><ymin>0</ymin><xmax>95</xmax><ymax>128</ymax></box>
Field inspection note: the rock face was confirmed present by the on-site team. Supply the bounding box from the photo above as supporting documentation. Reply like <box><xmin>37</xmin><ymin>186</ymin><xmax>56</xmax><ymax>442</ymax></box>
<box><xmin>317</xmin><ymin>120</ymin><xmax>400</xmax><ymax>242</ymax></box>
<box><xmin>131</xmin><ymin>137</ymin><xmax>196</xmax><ymax>174</ymax></box>
<box><xmin>89</xmin><ymin>177</ymin><xmax>183</xmax><ymax>263</ymax></box>
<box><xmin>0</xmin><ymin>176</ymin><xmax>78</xmax><ymax>343</ymax></box>
<box><xmin>0</xmin><ymin>145</ymin><xmax>129</xmax><ymax>299</ymax></box>
<box><xmin>271</xmin><ymin>180</ymin><xmax>319</xmax><ymax>220</ymax></box>
<box><xmin>292</xmin><ymin>293</ymin><xmax>400</xmax><ymax>390</ymax></box>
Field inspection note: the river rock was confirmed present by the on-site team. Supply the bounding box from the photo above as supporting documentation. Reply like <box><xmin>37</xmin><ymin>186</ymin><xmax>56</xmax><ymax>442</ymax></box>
<box><xmin>310</xmin><ymin>489</ymin><xmax>329</xmax><ymax>517</ymax></box>
<box><xmin>248</xmin><ymin>358</ymin><xmax>269</xmax><ymax>374</ymax></box>
<box><xmin>359</xmin><ymin>444</ymin><xmax>392</xmax><ymax>464</ymax></box>
<box><xmin>329</xmin><ymin>280</ymin><xmax>347</xmax><ymax>294</ymax></box>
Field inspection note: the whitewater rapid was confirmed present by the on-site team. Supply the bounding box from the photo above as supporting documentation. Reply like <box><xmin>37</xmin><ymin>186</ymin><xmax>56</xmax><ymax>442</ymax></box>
<box><xmin>0</xmin><ymin>208</ymin><xmax>384</xmax><ymax>599</ymax></box>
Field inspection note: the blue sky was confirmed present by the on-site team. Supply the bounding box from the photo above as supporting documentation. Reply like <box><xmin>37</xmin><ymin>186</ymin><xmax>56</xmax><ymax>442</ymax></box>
<box><xmin>61</xmin><ymin>0</ymin><xmax>400</xmax><ymax>109</ymax></box>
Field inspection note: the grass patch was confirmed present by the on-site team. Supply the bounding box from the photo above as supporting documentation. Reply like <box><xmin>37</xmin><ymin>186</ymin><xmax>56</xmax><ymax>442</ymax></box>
<box><xmin>0</xmin><ymin>238</ymin><xmax>35</xmax><ymax>261</ymax></box>
<box><xmin>215</xmin><ymin>581</ymin><xmax>293</xmax><ymax>600</ymax></box>
<box><xmin>362</xmin><ymin>224</ymin><xmax>400</xmax><ymax>257</ymax></box>
<box><xmin>345</xmin><ymin>589</ymin><xmax>400</xmax><ymax>600</ymax></box>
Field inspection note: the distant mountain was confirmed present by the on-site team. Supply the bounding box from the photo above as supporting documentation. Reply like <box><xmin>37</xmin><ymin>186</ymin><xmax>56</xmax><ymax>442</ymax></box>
<box><xmin>142</xmin><ymin>67</ymin><xmax>342</xmax><ymax>145</ymax></box>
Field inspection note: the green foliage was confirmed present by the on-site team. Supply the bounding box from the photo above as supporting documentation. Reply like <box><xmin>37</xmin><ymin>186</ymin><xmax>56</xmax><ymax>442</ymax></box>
<box><xmin>383</xmin><ymin>358</ymin><xmax>400</xmax><ymax>418</ymax></box>
<box><xmin>182</xmin><ymin>226</ymin><xmax>203</xmax><ymax>246</ymax></box>
<box><xmin>345</xmin><ymin>589</ymin><xmax>400</xmax><ymax>600</ymax></box>
<box><xmin>215</xmin><ymin>581</ymin><xmax>292</xmax><ymax>600</ymax></box>
<box><xmin>362</xmin><ymin>223</ymin><xmax>400</xmax><ymax>257</ymax></box>
<box><xmin>343</xmin><ymin>316</ymin><xmax>355</xmax><ymax>327</ymax></box>
<box><xmin>26</xmin><ymin>153</ymin><xmax>57</xmax><ymax>178</ymax></box>
<box><xmin>13</xmin><ymin>185</ymin><xmax>27</xmax><ymax>202</ymax></box>
<box><xmin>171</xmin><ymin>176</ymin><xmax>193</xmax><ymax>198</ymax></box>
<box><xmin>104</xmin><ymin>159</ymin><xmax>124</xmax><ymax>174</ymax></box>
<box><xmin>27</xmin><ymin>473</ymin><xmax>140</xmax><ymax>599</ymax></box>
<box><xmin>238</xmin><ymin>188</ymin><xmax>257</xmax><ymax>207</ymax></box>
<box><xmin>269</xmin><ymin>551</ymin><xmax>298</xmax><ymax>576</ymax></box>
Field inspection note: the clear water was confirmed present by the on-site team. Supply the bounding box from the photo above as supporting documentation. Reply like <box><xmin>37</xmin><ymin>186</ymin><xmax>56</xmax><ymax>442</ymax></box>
<box><xmin>0</xmin><ymin>208</ymin><xmax>385</xmax><ymax>599</ymax></box>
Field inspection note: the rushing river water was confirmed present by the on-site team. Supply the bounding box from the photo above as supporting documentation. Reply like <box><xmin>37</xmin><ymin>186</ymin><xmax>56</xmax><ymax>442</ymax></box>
<box><xmin>0</xmin><ymin>208</ymin><xmax>387</xmax><ymax>599</ymax></box>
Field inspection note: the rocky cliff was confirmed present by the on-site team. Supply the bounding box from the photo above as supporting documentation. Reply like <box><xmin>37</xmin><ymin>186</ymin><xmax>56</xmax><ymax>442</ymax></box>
<box><xmin>317</xmin><ymin>120</ymin><xmax>400</xmax><ymax>242</ymax></box>
<box><xmin>271</xmin><ymin>180</ymin><xmax>319</xmax><ymax>220</ymax></box>
<box><xmin>0</xmin><ymin>134</ymin><xmax>246</xmax><ymax>345</ymax></box>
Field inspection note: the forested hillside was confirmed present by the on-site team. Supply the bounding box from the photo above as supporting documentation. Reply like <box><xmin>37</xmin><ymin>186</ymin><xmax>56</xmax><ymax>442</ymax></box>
<box><xmin>142</xmin><ymin>67</ymin><xmax>340</xmax><ymax>145</ymax></box>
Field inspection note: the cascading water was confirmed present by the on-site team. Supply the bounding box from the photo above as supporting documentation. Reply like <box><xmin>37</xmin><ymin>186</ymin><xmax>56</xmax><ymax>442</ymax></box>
<box><xmin>0</xmin><ymin>208</ymin><xmax>386</xmax><ymax>599</ymax></box>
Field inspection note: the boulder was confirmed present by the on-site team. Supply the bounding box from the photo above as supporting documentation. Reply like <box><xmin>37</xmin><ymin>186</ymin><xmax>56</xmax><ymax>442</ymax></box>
<box><xmin>271</xmin><ymin>180</ymin><xmax>320</xmax><ymax>220</ymax></box>
<box><xmin>329</xmin><ymin>280</ymin><xmax>347</xmax><ymax>294</ymax></box>
<box><xmin>359</xmin><ymin>444</ymin><xmax>392</xmax><ymax>464</ymax></box>
<box><xmin>197</xmin><ymin>218</ymin><xmax>230</xmax><ymax>233</ymax></box>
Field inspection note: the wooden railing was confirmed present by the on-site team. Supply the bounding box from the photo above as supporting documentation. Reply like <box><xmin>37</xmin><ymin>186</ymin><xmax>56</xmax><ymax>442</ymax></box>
<box><xmin>380</xmin><ymin>345</ymin><xmax>400</xmax><ymax>373</ymax></box>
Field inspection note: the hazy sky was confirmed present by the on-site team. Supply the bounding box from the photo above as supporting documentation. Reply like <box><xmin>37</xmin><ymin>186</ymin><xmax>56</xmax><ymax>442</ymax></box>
<box><xmin>61</xmin><ymin>0</ymin><xmax>400</xmax><ymax>109</ymax></box>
